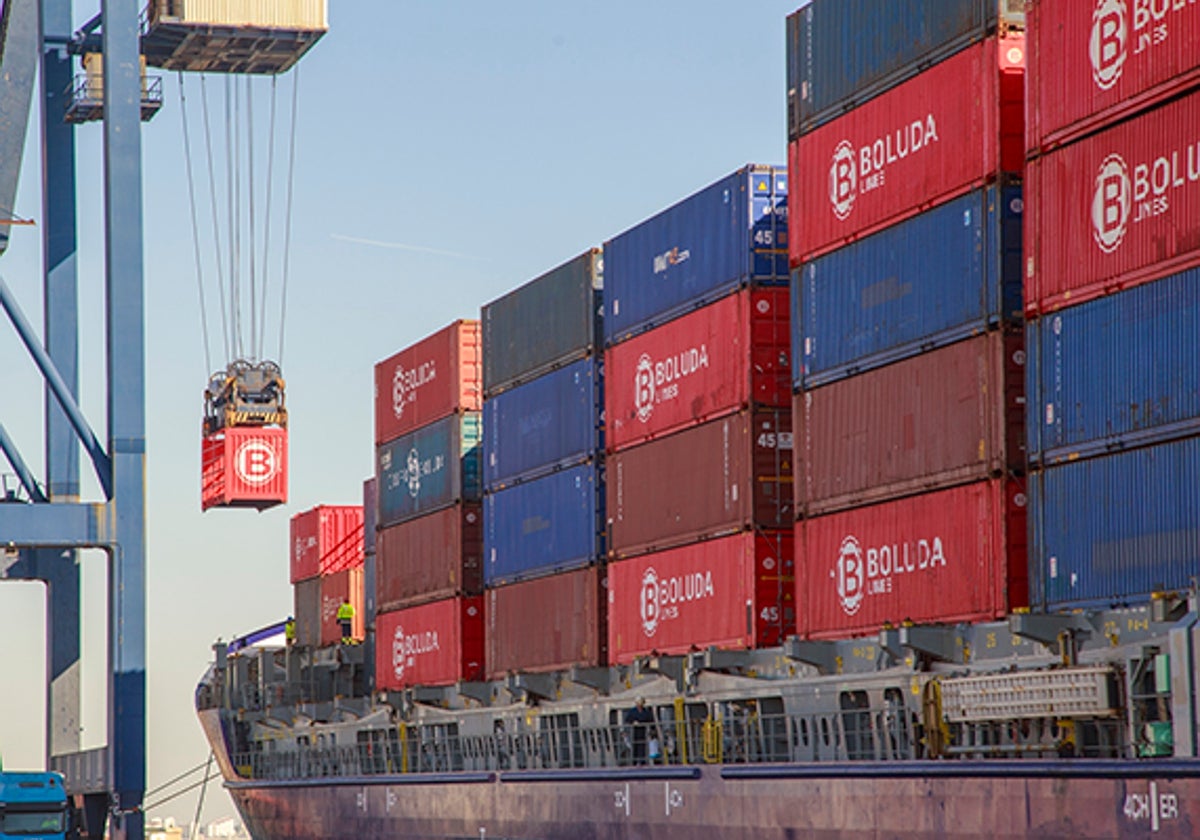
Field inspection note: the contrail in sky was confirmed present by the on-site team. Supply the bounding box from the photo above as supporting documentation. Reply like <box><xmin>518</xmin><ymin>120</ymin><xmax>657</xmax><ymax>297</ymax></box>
<box><xmin>330</xmin><ymin>233</ymin><xmax>483</xmax><ymax>261</ymax></box>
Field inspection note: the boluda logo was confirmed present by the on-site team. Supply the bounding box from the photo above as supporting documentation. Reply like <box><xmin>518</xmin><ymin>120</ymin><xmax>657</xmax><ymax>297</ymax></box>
<box><xmin>632</xmin><ymin>345</ymin><xmax>710</xmax><ymax>424</ymax></box>
<box><xmin>638</xmin><ymin>565</ymin><xmax>716</xmax><ymax>637</ymax></box>
<box><xmin>832</xmin><ymin>534</ymin><xmax>948</xmax><ymax>617</ymax></box>
<box><xmin>406</xmin><ymin>448</ymin><xmax>421</xmax><ymax>498</ymax></box>
<box><xmin>1092</xmin><ymin>154</ymin><xmax>1131</xmax><ymax>252</ymax></box>
<box><xmin>234</xmin><ymin>438</ymin><xmax>278</xmax><ymax>486</ymax></box>
<box><xmin>1090</xmin><ymin>0</ymin><xmax>1128</xmax><ymax>90</ymax></box>
<box><xmin>1091</xmin><ymin>139</ymin><xmax>1200</xmax><ymax>252</ymax></box>
<box><xmin>653</xmin><ymin>246</ymin><xmax>691</xmax><ymax>275</ymax></box>
<box><xmin>392</xmin><ymin>360</ymin><xmax>436</xmax><ymax>421</ymax></box>
<box><xmin>828</xmin><ymin>115</ymin><xmax>940</xmax><ymax>219</ymax></box>
<box><xmin>391</xmin><ymin>623</ymin><xmax>440</xmax><ymax>682</ymax></box>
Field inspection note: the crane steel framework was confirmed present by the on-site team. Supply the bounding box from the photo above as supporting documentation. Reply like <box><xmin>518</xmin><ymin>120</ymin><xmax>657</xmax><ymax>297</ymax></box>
<box><xmin>0</xmin><ymin>0</ymin><xmax>146</xmax><ymax>838</ymax></box>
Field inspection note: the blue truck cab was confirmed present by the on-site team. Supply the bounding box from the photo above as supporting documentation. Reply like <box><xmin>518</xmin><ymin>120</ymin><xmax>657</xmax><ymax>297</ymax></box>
<box><xmin>0</xmin><ymin>772</ymin><xmax>67</xmax><ymax>840</ymax></box>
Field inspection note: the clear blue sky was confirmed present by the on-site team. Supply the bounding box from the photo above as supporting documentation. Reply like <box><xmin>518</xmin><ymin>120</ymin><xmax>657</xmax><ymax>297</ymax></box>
<box><xmin>0</xmin><ymin>0</ymin><xmax>799</xmax><ymax>825</ymax></box>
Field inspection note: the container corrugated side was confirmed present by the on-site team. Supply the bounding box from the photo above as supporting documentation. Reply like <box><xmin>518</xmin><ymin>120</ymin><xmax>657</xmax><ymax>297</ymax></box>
<box><xmin>483</xmin><ymin>357</ymin><xmax>601</xmax><ymax>491</ymax></box>
<box><xmin>483</xmin><ymin>249</ymin><xmax>602</xmax><ymax>397</ymax></box>
<box><xmin>484</xmin><ymin>464</ymin><xmax>602</xmax><ymax>586</ymax></box>
<box><xmin>1026</xmin><ymin>0</ymin><xmax>1200</xmax><ymax>155</ymax></box>
<box><xmin>486</xmin><ymin>566</ymin><xmax>605</xmax><ymax>678</ymax></box>
<box><xmin>603</xmin><ymin>165</ymin><xmax>787</xmax><ymax>346</ymax></box>
<box><xmin>786</xmin><ymin>0</ymin><xmax>1022</xmax><ymax>140</ymax></box>
<box><xmin>1025</xmin><ymin>91</ymin><xmax>1200</xmax><ymax>316</ymax></box>
<box><xmin>608</xmin><ymin>530</ymin><xmax>795</xmax><ymax>664</ymax></box>
<box><xmin>200</xmin><ymin>426</ymin><xmax>287</xmax><ymax>511</ymax></box>
<box><xmin>608</xmin><ymin>409</ymin><xmax>793</xmax><ymax>559</ymax></box>
<box><xmin>289</xmin><ymin>504</ymin><xmax>364</xmax><ymax>584</ymax></box>
<box><xmin>797</xmin><ymin>478</ymin><xmax>1027</xmax><ymax>640</ymax></box>
<box><xmin>375</xmin><ymin>597</ymin><xmax>484</xmax><ymax>689</ymax></box>
<box><xmin>377</xmin><ymin>503</ymin><xmax>483</xmax><ymax>611</ymax></box>
<box><xmin>794</xmin><ymin>184</ymin><xmax>1023</xmax><ymax>389</ymax></box>
<box><xmin>318</xmin><ymin>566</ymin><xmax>365</xmax><ymax>646</ymax></box>
<box><xmin>1028</xmin><ymin>269</ymin><xmax>1200</xmax><ymax>466</ymax></box>
<box><xmin>607</xmin><ymin>288</ymin><xmax>790</xmax><ymax>452</ymax></box>
<box><xmin>374</xmin><ymin>320</ymin><xmax>482</xmax><ymax>446</ymax></box>
<box><xmin>796</xmin><ymin>331</ymin><xmax>1025</xmax><ymax>517</ymax></box>
<box><xmin>1030</xmin><ymin>436</ymin><xmax>1200</xmax><ymax>611</ymax></box>
<box><xmin>376</xmin><ymin>412</ymin><xmax>481</xmax><ymax>528</ymax></box>
<box><xmin>152</xmin><ymin>0</ymin><xmax>328</xmax><ymax>30</ymax></box>
<box><xmin>362</xmin><ymin>478</ymin><xmax>378</xmax><ymax>555</ymax></box>
<box><xmin>789</xmin><ymin>36</ymin><xmax>1025</xmax><ymax>264</ymax></box>
<box><xmin>293</xmin><ymin>578</ymin><xmax>321</xmax><ymax>648</ymax></box>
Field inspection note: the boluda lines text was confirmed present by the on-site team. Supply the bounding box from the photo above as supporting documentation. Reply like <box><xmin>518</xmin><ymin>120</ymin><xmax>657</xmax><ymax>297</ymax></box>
<box><xmin>633</xmin><ymin>345</ymin><xmax>710</xmax><ymax>423</ymax></box>
<box><xmin>391</xmin><ymin>625</ymin><xmax>440</xmax><ymax>681</ymax></box>
<box><xmin>833</xmin><ymin>535</ymin><xmax>949</xmax><ymax>617</ymax></box>
<box><xmin>829</xmin><ymin>114</ymin><xmax>940</xmax><ymax>219</ymax></box>
<box><xmin>1091</xmin><ymin>137</ymin><xmax>1200</xmax><ymax>252</ymax></box>
<box><xmin>639</xmin><ymin>567</ymin><xmax>717</xmax><ymax>637</ymax></box>
<box><xmin>392</xmin><ymin>360</ymin><xmax>437</xmax><ymax>420</ymax></box>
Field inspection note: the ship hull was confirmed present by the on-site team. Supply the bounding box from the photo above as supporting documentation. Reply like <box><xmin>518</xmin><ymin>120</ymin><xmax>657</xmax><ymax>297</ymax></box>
<box><xmin>227</xmin><ymin>761</ymin><xmax>1200</xmax><ymax>839</ymax></box>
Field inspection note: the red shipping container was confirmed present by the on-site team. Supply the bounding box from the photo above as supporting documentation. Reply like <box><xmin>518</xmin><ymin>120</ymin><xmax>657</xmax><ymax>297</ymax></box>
<box><xmin>795</xmin><ymin>331</ymin><xmax>1025</xmax><ymax>517</ymax></box>
<box><xmin>1025</xmin><ymin>91</ymin><xmax>1200</xmax><ymax>316</ymax></box>
<box><xmin>375</xmin><ymin>597</ymin><xmax>484</xmax><ymax>689</ymax></box>
<box><xmin>607</xmin><ymin>530</ymin><xmax>795</xmax><ymax>664</ymax></box>
<box><xmin>374</xmin><ymin>320</ymin><xmax>482</xmax><ymax>446</ymax></box>
<box><xmin>293</xmin><ymin>578</ymin><xmax>321</xmax><ymax>648</ymax></box>
<box><xmin>200</xmin><ymin>426</ymin><xmax>287</xmax><ymax>511</ymax></box>
<box><xmin>788</xmin><ymin>35</ymin><xmax>1024</xmax><ymax>263</ymax></box>
<box><xmin>318</xmin><ymin>567</ymin><xmax>365</xmax><ymax>646</ymax></box>
<box><xmin>289</xmin><ymin>505</ymin><xmax>364</xmax><ymax>584</ymax></box>
<box><xmin>486</xmin><ymin>566</ymin><xmax>605</xmax><ymax>679</ymax></box>
<box><xmin>1026</xmin><ymin>0</ymin><xmax>1200</xmax><ymax>155</ymax></box>
<box><xmin>606</xmin><ymin>288</ymin><xmax>791</xmax><ymax>452</ymax></box>
<box><xmin>607</xmin><ymin>409</ymin><xmax>793</xmax><ymax>559</ymax></box>
<box><xmin>796</xmin><ymin>478</ymin><xmax>1028</xmax><ymax>640</ymax></box>
<box><xmin>376</xmin><ymin>503</ymin><xmax>483</xmax><ymax>610</ymax></box>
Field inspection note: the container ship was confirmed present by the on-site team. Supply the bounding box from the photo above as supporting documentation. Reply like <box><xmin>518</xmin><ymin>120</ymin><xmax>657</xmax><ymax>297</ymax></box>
<box><xmin>196</xmin><ymin>2</ymin><xmax>1200</xmax><ymax>837</ymax></box>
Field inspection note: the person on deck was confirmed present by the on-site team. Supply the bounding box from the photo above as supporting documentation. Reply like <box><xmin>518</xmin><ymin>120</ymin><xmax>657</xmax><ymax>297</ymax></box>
<box><xmin>624</xmin><ymin>697</ymin><xmax>656</xmax><ymax>765</ymax></box>
<box><xmin>337</xmin><ymin>598</ymin><xmax>355</xmax><ymax>644</ymax></box>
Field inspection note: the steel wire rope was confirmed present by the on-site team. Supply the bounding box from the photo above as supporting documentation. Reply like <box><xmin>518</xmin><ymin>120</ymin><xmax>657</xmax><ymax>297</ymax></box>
<box><xmin>198</xmin><ymin>74</ymin><xmax>231</xmax><ymax>363</ymax></box>
<box><xmin>141</xmin><ymin>765</ymin><xmax>216</xmax><ymax>813</ymax></box>
<box><xmin>177</xmin><ymin>73</ymin><xmax>213</xmax><ymax>376</ymax></box>
<box><xmin>246</xmin><ymin>75</ymin><xmax>257</xmax><ymax>361</ymax></box>
<box><xmin>224</xmin><ymin>76</ymin><xmax>239</xmax><ymax>360</ymax></box>
<box><xmin>230</xmin><ymin>76</ymin><xmax>243</xmax><ymax>360</ymax></box>
<box><xmin>258</xmin><ymin>76</ymin><xmax>279</xmax><ymax>362</ymax></box>
<box><xmin>277</xmin><ymin>65</ymin><xmax>301</xmax><ymax>364</ymax></box>
<box><xmin>190</xmin><ymin>753</ymin><xmax>215</xmax><ymax>828</ymax></box>
<box><xmin>144</xmin><ymin>756</ymin><xmax>213</xmax><ymax>798</ymax></box>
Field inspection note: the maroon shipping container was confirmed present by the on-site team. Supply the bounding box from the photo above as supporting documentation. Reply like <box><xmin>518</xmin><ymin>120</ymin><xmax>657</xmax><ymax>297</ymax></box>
<box><xmin>1026</xmin><ymin>0</ymin><xmax>1200</xmax><ymax>155</ymax></box>
<box><xmin>375</xmin><ymin>596</ymin><xmax>484</xmax><ymax>689</ymax></box>
<box><xmin>608</xmin><ymin>530</ymin><xmax>795</xmax><ymax>664</ymax></box>
<box><xmin>788</xmin><ymin>35</ymin><xmax>1024</xmax><ymax>264</ymax></box>
<box><xmin>318</xmin><ymin>567</ymin><xmax>365</xmax><ymax>646</ymax></box>
<box><xmin>200</xmin><ymin>426</ymin><xmax>287</xmax><ymax>511</ymax></box>
<box><xmin>796</xmin><ymin>477</ymin><xmax>1028</xmax><ymax>640</ymax></box>
<box><xmin>486</xmin><ymin>566</ymin><xmax>605</xmax><ymax>678</ymax></box>
<box><xmin>606</xmin><ymin>288</ymin><xmax>791</xmax><ymax>453</ymax></box>
<box><xmin>374</xmin><ymin>320</ymin><xmax>482</xmax><ymax>446</ymax></box>
<box><xmin>796</xmin><ymin>331</ymin><xmax>1024</xmax><ymax>517</ymax></box>
<box><xmin>293</xmin><ymin>577</ymin><xmax>321</xmax><ymax>648</ymax></box>
<box><xmin>376</xmin><ymin>503</ymin><xmax>483</xmax><ymax>611</ymax></box>
<box><xmin>608</xmin><ymin>409</ymin><xmax>793</xmax><ymax>559</ymax></box>
<box><xmin>290</xmin><ymin>504</ymin><xmax>364</xmax><ymax>584</ymax></box>
<box><xmin>1025</xmin><ymin>91</ymin><xmax>1200</xmax><ymax>316</ymax></box>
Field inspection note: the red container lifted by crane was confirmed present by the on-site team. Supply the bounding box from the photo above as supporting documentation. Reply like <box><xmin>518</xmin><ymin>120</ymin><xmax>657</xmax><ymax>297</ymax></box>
<box><xmin>201</xmin><ymin>360</ymin><xmax>288</xmax><ymax>511</ymax></box>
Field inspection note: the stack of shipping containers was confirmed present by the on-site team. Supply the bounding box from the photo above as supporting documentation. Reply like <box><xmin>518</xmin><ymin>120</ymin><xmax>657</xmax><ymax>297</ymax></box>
<box><xmin>480</xmin><ymin>252</ymin><xmax>607</xmax><ymax>679</ymax></box>
<box><xmin>362</xmin><ymin>477</ymin><xmax>377</xmax><ymax>692</ymax></box>
<box><xmin>289</xmin><ymin>504</ymin><xmax>365</xmax><ymax>648</ymax></box>
<box><xmin>602</xmin><ymin>165</ymin><xmax>795</xmax><ymax>663</ymax></box>
<box><xmin>1023</xmin><ymin>2</ymin><xmax>1200</xmax><ymax>610</ymax></box>
<box><xmin>785</xmin><ymin>0</ymin><xmax>1028</xmax><ymax>638</ymax></box>
<box><xmin>373</xmin><ymin>322</ymin><xmax>485</xmax><ymax>689</ymax></box>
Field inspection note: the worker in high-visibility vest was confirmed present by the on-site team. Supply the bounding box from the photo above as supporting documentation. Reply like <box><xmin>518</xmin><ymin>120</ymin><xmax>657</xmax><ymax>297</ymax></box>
<box><xmin>284</xmin><ymin>616</ymin><xmax>296</xmax><ymax>647</ymax></box>
<box><xmin>337</xmin><ymin>598</ymin><xmax>355</xmax><ymax>645</ymax></box>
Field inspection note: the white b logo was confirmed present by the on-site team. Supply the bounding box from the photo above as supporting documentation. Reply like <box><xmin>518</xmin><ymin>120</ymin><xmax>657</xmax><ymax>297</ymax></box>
<box><xmin>640</xmin><ymin>568</ymin><xmax>660</xmax><ymax>637</ymax></box>
<box><xmin>634</xmin><ymin>354</ymin><xmax>655</xmax><ymax>423</ymax></box>
<box><xmin>392</xmin><ymin>365</ymin><xmax>408</xmax><ymax>419</ymax></box>
<box><xmin>835</xmin><ymin>536</ymin><xmax>865</xmax><ymax>617</ymax></box>
<box><xmin>391</xmin><ymin>625</ymin><xmax>408</xmax><ymax>680</ymax></box>
<box><xmin>1089</xmin><ymin>0</ymin><xmax>1127</xmax><ymax>91</ymax></box>
<box><xmin>234</xmin><ymin>439</ymin><xmax>278</xmax><ymax>485</ymax></box>
<box><xmin>406</xmin><ymin>448</ymin><xmax>421</xmax><ymax>498</ymax></box>
<box><xmin>829</xmin><ymin>140</ymin><xmax>857</xmax><ymax>220</ymax></box>
<box><xmin>1092</xmin><ymin>154</ymin><xmax>1130</xmax><ymax>253</ymax></box>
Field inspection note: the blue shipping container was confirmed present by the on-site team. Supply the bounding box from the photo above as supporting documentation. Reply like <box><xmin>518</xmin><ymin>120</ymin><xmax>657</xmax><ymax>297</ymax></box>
<box><xmin>362</xmin><ymin>477</ymin><xmax>378</xmax><ymax>555</ymax></box>
<box><xmin>483</xmin><ymin>357</ymin><xmax>602</xmax><ymax>492</ymax></box>
<box><xmin>603</xmin><ymin>165</ymin><xmax>787</xmax><ymax>346</ymax></box>
<box><xmin>376</xmin><ymin>412</ymin><xmax>481</xmax><ymax>528</ymax></box>
<box><xmin>1027</xmin><ymin>269</ymin><xmax>1200</xmax><ymax>466</ymax></box>
<box><xmin>484</xmin><ymin>463</ymin><xmax>603</xmax><ymax>586</ymax></box>
<box><xmin>1030</xmin><ymin>435</ymin><xmax>1200</xmax><ymax>610</ymax></box>
<box><xmin>786</xmin><ymin>0</ymin><xmax>1021</xmax><ymax>138</ymax></box>
<box><xmin>793</xmin><ymin>185</ymin><xmax>1022</xmax><ymax>390</ymax></box>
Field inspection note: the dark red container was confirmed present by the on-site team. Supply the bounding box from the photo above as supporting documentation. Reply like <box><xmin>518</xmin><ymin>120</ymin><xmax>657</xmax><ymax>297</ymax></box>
<box><xmin>200</xmin><ymin>426</ymin><xmax>287</xmax><ymax>511</ymax></box>
<box><xmin>788</xmin><ymin>35</ymin><xmax>1024</xmax><ymax>263</ymax></box>
<box><xmin>293</xmin><ymin>577</ymin><xmax>321</xmax><ymax>648</ymax></box>
<box><xmin>1025</xmin><ymin>91</ymin><xmax>1200</xmax><ymax>316</ymax></box>
<box><xmin>796</xmin><ymin>477</ymin><xmax>1027</xmax><ymax>640</ymax></box>
<box><xmin>796</xmin><ymin>331</ymin><xmax>1024</xmax><ymax>517</ymax></box>
<box><xmin>485</xmin><ymin>565</ymin><xmax>605</xmax><ymax>678</ymax></box>
<box><xmin>375</xmin><ymin>596</ymin><xmax>485</xmax><ymax>689</ymax></box>
<box><xmin>289</xmin><ymin>505</ymin><xmax>364</xmax><ymax>584</ymax></box>
<box><xmin>1026</xmin><ymin>0</ymin><xmax>1200</xmax><ymax>155</ymax></box>
<box><xmin>607</xmin><ymin>530</ymin><xmax>795</xmax><ymax>664</ymax></box>
<box><xmin>608</xmin><ymin>409</ymin><xmax>793</xmax><ymax>559</ymax></box>
<box><xmin>374</xmin><ymin>320</ymin><xmax>482</xmax><ymax>446</ymax></box>
<box><xmin>606</xmin><ymin>288</ymin><xmax>790</xmax><ymax>453</ymax></box>
<box><xmin>376</xmin><ymin>503</ymin><xmax>483</xmax><ymax>611</ymax></box>
<box><xmin>318</xmin><ymin>566</ymin><xmax>365</xmax><ymax>646</ymax></box>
